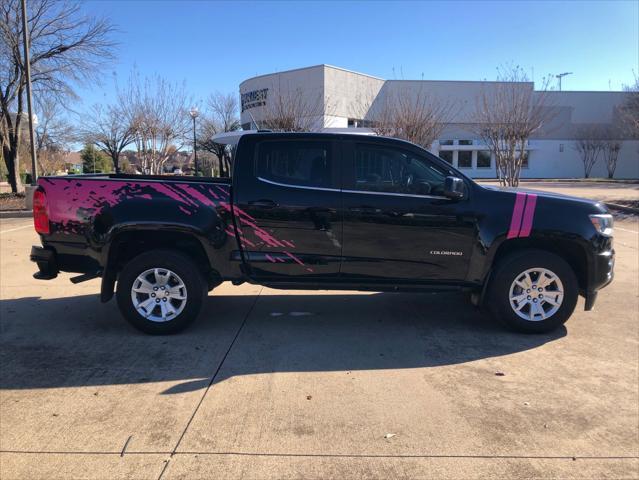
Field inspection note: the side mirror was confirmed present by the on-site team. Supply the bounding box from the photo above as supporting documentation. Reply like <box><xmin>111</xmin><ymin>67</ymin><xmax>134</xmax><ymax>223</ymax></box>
<box><xmin>444</xmin><ymin>176</ymin><xmax>464</xmax><ymax>200</ymax></box>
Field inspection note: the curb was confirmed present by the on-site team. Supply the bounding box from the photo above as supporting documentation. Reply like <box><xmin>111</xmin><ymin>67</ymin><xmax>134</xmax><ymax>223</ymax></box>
<box><xmin>0</xmin><ymin>210</ymin><xmax>32</xmax><ymax>219</ymax></box>
<box><xmin>604</xmin><ymin>202</ymin><xmax>639</xmax><ymax>214</ymax></box>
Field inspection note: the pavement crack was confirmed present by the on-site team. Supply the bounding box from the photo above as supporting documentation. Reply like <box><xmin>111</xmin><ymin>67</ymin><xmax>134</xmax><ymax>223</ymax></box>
<box><xmin>2</xmin><ymin>449</ymin><xmax>637</xmax><ymax>461</ymax></box>
<box><xmin>120</xmin><ymin>435</ymin><xmax>132</xmax><ymax>457</ymax></box>
<box><xmin>167</xmin><ymin>287</ymin><xmax>263</xmax><ymax>458</ymax></box>
<box><xmin>156</xmin><ymin>459</ymin><xmax>171</xmax><ymax>480</ymax></box>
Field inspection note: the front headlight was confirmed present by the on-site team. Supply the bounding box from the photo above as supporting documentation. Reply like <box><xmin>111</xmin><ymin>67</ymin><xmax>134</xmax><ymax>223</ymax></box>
<box><xmin>589</xmin><ymin>214</ymin><xmax>614</xmax><ymax>236</ymax></box>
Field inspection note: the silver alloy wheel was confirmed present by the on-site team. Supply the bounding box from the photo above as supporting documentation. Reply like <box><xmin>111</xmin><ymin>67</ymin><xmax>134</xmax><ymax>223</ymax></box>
<box><xmin>130</xmin><ymin>268</ymin><xmax>187</xmax><ymax>322</ymax></box>
<box><xmin>509</xmin><ymin>268</ymin><xmax>564</xmax><ymax>322</ymax></box>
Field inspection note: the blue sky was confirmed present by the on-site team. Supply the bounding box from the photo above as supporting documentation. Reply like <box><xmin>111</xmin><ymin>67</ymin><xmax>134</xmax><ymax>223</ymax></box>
<box><xmin>77</xmin><ymin>0</ymin><xmax>638</xmax><ymax>112</ymax></box>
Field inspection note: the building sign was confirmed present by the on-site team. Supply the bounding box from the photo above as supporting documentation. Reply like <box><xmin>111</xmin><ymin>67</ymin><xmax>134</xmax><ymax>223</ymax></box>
<box><xmin>241</xmin><ymin>88</ymin><xmax>268</xmax><ymax>112</ymax></box>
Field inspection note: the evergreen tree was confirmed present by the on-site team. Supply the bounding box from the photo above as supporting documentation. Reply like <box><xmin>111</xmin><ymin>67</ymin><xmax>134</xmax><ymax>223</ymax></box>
<box><xmin>81</xmin><ymin>144</ymin><xmax>112</xmax><ymax>173</ymax></box>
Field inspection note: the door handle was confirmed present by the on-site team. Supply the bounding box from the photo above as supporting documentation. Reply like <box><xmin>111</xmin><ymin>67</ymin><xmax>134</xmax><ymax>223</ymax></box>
<box><xmin>248</xmin><ymin>199</ymin><xmax>279</xmax><ymax>209</ymax></box>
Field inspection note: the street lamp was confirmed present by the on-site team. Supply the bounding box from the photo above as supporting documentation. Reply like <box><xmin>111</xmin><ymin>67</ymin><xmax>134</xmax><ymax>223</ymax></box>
<box><xmin>555</xmin><ymin>72</ymin><xmax>573</xmax><ymax>91</ymax></box>
<box><xmin>189</xmin><ymin>107</ymin><xmax>199</xmax><ymax>176</ymax></box>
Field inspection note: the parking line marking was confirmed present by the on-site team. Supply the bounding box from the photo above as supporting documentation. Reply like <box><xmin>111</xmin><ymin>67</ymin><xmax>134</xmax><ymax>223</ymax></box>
<box><xmin>0</xmin><ymin>224</ymin><xmax>32</xmax><ymax>234</ymax></box>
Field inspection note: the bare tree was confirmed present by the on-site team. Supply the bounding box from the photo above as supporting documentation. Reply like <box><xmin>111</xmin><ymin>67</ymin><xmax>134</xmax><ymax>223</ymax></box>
<box><xmin>472</xmin><ymin>65</ymin><xmax>555</xmax><ymax>187</ymax></box>
<box><xmin>119</xmin><ymin>72</ymin><xmax>191</xmax><ymax>175</ymax></box>
<box><xmin>82</xmin><ymin>103</ymin><xmax>135</xmax><ymax>173</ymax></box>
<box><xmin>34</xmin><ymin>97</ymin><xmax>73</xmax><ymax>175</ymax></box>
<box><xmin>369</xmin><ymin>88</ymin><xmax>454</xmax><ymax>149</ymax></box>
<box><xmin>198</xmin><ymin>92</ymin><xmax>240</xmax><ymax>177</ymax></box>
<box><xmin>620</xmin><ymin>74</ymin><xmax>639</xmax><ymax>140</ymax></box>
<box><xmin>602</xmin><ymin>139</ymin><xmax>622</xmax><ymax>179</ymax></box>
<box><xmin>0</xmin><ymin>0</ymin><xmax>115</xmax><ymax>192</ymax></box>
<box><xmin>574</xmin><ymin>126</ymin><xmax>605</xmax><ymax>178</ymax></box>
<box><xmin>260</xmin><ymin>88</ymin><xmax>325</xmax><ymax>132</ymax></box>
<box><xmin>600</xmin><ymin>125</ymin><xmax>623</xmax><ymax>179</ymax></box>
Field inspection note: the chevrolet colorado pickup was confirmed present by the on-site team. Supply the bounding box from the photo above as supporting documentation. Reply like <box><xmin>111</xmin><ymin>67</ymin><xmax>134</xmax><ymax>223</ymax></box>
<box><xmin>30</xmin><ymin>132</ymin><xmax>615</xmax><ymax>334</ymax></box>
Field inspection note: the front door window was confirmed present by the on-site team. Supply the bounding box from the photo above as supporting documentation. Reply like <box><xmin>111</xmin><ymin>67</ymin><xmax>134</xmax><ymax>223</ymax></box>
<box><xmin>354</xmin><ymin>144</ymin><xmax>448</xmax><ymax>197</ymax></box>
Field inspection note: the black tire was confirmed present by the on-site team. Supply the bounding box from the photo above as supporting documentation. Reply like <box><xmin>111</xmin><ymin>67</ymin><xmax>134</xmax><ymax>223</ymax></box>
<box><xmin>116</xmin><ymin>249</ymin><xmax>206</xmax><ymax>334</ymax></box>
<box><xmin>488</xmin><ymin>249</ymin><xmax>578</xmax><ymax>333</ymax></box>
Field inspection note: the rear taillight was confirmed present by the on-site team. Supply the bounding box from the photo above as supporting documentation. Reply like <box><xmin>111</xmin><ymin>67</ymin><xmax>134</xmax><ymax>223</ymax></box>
<box><xmin>33</xmin><ymin>188</ymin><xmax>50</xmax><ymax>234</ymax></box>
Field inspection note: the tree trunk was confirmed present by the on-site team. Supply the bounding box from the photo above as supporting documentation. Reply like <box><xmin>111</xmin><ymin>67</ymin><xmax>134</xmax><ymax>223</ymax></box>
<box><xmin>3</xmin><ymin>142</ymin><xmax>24</xmax><ymax>193</ymax></box>
<box><xmin>111</xmin><ymin>152</ymin><xmax>120</xmax><ymax>174</ymax></box>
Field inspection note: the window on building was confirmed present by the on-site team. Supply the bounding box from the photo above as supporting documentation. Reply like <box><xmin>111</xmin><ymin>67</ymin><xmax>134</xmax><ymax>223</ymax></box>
<box><xmin>257</xmin><ymin>141</ymin><xmax>332</xmax><ymax>188</ymax></box>
<box><xmin>439</xmin><ymin>151</ymin><xmax>453</xmax><ymax>163</ymax></box>
<box><xmin>439</xmin><ymin>139</ymin><xmax>454</xmax><ymax>146</ymax></box>
<box><xmin>354</xmin><ymin>144</ymin><xmax>447</xmax><ymax>196</ymax></box>
<box><xmin>458</xmin><ymin>151</ymin><xmax>472</xmax><ymax>168</ymax></box>
<box><xmin>458</xmin><ymin>140</ymin><xmax>473</xmax><ymax>146</ymax></box>
<box><xmin>521</xmin><ymin>152</ymin><xmax>529</xmax><ymax>168</ymax></box>
<box><xmin>348</xmin><ymin>118</ymin><xmax>375</xmax><ymax>128</ymax></box>
<box><xmin>477</xmin><ymin>151</ymin><xmax>491</xmax><ymax>168</ymax></box>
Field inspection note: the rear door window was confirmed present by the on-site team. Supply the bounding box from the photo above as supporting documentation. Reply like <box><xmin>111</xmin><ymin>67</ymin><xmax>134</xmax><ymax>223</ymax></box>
<box><xmin>256</xmin><ymin>141</ymin><xmax>333</xmax><ymax>188</ymax></box>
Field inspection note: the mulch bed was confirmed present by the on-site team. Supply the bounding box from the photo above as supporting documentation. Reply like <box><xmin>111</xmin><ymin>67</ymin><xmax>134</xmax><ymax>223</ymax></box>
<box><xmin>0</xmin><ymin>193</ymin><xmax>26</xmax><ymax>211</ymax></box>
<box><xmin>608</xmin><ymin>199</ymin><xmax>639</xmax><ymax>210</ymax></box>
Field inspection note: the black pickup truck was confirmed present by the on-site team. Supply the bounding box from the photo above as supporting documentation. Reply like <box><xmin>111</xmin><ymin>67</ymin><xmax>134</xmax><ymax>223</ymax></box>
<box><xmin>30</xmin><ymin>132</ymin><xmax>615</xmax><ymax>334</ymax></box>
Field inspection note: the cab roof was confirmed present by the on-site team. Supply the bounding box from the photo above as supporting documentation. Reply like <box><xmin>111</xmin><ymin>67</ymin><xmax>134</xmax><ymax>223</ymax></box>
<box><xmin>211</xmin><ymin>128</ymin><xmax>376</xmax><ymax>146</ymax></box>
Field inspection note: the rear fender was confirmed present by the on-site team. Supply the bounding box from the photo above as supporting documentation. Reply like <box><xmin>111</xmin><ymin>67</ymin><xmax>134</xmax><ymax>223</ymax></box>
<box><xmin>99</xmin><ymin>223</ymin><xmax>240</xmax><ymax>302</ymax></box>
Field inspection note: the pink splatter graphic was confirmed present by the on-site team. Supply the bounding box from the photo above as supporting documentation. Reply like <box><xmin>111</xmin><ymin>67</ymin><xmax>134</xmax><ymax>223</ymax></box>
<box><xmin>39</xmin><ymin>176</ymin><xmax>314</xmax><ymax>272</ymax></box>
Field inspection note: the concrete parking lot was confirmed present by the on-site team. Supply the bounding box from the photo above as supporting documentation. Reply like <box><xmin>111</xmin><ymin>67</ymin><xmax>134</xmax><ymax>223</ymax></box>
<box><xmin>1</xmin><ymin>212</ymin><xmax>638</xmax><ymax>479</ymax></box>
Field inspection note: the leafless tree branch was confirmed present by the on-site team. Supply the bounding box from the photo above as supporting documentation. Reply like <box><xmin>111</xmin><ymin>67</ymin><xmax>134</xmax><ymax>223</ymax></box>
<box><xmin>471</xmin><ymin>65</ymin><xmax>556</xmax><ymax>187</ymax></box>
<box><xmin>0</xmin><ymin>0</ymin><xmax>115</xmax><ymax>191</ymax></box>
<box><xmin>118</xmin><ymin>70</ymin><xmax>191</xmax><ymax>175</ymax></box>
<box><xmin>198</xmin><ymin>92</ymin><xmax>240</xmax><ymax>177</ymax></box>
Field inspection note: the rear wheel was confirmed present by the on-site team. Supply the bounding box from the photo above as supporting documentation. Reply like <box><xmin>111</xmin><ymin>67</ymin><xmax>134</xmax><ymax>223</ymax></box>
<box><xmin>488</xmin><ymin>249</ymin><xmax>578</xmax><ymax>333</ymax></box>
<box><xmin>116</xmin><ymin>249</ymin><xmax>205</xmax><ymax>334</ymax></box>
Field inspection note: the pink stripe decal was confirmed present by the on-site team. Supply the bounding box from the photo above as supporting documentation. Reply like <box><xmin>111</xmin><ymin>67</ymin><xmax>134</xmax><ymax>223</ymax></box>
<box><xmin>518</xmin><ymin>194</ymin><xmax>537</xmax><ymax>238</ymax></box>
<box><xmin>507</xmin><ymin>192</ymin><xmax>527</xmax><ymax>239</ymax></box>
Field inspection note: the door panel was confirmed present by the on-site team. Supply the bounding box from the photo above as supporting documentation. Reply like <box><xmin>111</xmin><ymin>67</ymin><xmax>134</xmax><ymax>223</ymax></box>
<box><xmin>340</xmin><ymin>141</ymin><xmax>476</xmax><ymax>282</ymax></box>
<box><xmin>233</xmin><ymin>138</ymin><xmax>342</xmax><ymax>279</ymax></box>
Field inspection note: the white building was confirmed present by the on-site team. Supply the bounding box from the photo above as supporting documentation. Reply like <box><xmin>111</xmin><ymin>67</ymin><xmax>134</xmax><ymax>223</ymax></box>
<box><xmin>240</xmin><ymin>65</ymin><xmax>639</xmax><ymax>179</ymax></box>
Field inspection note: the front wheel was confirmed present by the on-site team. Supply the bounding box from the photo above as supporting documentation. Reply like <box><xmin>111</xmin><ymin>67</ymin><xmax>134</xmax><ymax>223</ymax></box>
<box><xmin>488</xmin><ymin>249</ymin><xmax>578</xmax><ymax>333</ymax></box>
<box><xmin>116</xmin><ymin>249</ymin><xmax>206</xmax><ymax>334</ymax></box>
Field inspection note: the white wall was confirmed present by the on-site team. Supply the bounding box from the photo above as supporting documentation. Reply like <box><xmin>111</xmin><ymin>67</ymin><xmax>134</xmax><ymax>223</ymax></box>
<box><xmin>239</xmin><ymin>65</ymin><xmax>639</xmax><ymax>179</ymax></box>
<box><xmin>440</xmin><ymin>140</ymin><xmax>639</xmax><ymax>179</ymax></box>
<box><xmin>239</xmin><ymin>65</ymin><xmax>325</xmax><ymax>128</ymax></box>
<box><xmin>323</xmin><ymin>66</ymin><xmax>385</xmax><ymax>121</ymax></box>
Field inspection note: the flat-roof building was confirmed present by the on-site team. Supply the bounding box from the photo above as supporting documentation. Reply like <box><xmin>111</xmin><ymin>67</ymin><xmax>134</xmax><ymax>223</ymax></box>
<box><xmin>240</xmin><ymin>65</ymin><xmax>638</xmax><ymax>179</ymax></box>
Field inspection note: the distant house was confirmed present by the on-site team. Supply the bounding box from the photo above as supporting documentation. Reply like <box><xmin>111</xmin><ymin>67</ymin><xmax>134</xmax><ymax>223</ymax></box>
<box><xmin>63</xmin><ymin>151</ymin><xmax>83</xmax><ymax>173</ymax></box>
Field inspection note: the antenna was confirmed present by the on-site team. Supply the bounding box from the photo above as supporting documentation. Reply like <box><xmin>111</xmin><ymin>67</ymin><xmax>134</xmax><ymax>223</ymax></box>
<box><xmin>555</xmin><ymin>72</ymin><xmax>573</xmax><ymax>91</ymax></box>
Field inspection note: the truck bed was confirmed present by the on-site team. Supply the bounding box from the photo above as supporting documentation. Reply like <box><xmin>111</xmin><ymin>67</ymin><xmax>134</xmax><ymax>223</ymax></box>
<box><xmin>39</xmin><ymin>174</ymin><xmax>233</xmax><ymax>238</ymax></box>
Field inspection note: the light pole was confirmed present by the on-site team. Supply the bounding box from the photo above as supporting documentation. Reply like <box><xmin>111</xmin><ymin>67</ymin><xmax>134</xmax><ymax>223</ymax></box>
<box><xmin>21</xmin><ymin>0</ymin><xmax>38</xmax><ymax>186</ymax></box>
<box><xmin>189</xmin><ymin>107</ymin><xmax>199</xmax><ymax>176</ymax></box>
<box><xmin>555</xmin><ymin>72</ymin><xmax>573</xmax><ymax>91</ymax></box>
